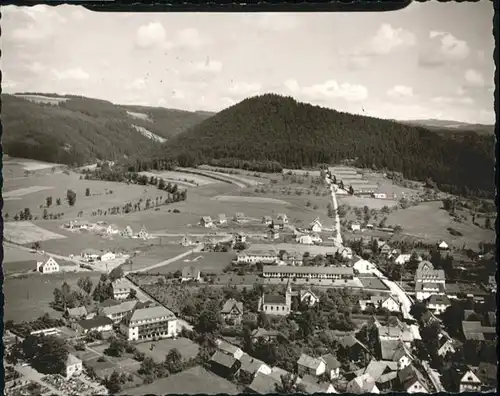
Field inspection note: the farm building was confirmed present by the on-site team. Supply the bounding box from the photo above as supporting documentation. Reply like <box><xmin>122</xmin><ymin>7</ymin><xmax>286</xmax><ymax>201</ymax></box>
<box><xmin>215</xmin><ymin>338</ymin><xmax>244</xmax><ymax>359</ymax></box>
<box><xmin>121</xmin><ymin>305</ymin><xmax>177</xmax><ymax>341</ymax></box>
<box><xmin>101</xmin><ymin>252</ymin><xmax>116</xmax><ymax>262</ymax></box>
<box><xmin>121</xmin><ymin>225</ymin><xmax>134</xmax><ymax>237</ymax></box>
<box><xmin>235</xmin><ymin>232</ymin><xmax>247</xmax><ymax>243</ymax></box>
<box><xmin>267</xmin><ymin>229</ymin><xmax>280</xmax><ymax>240</ymax></box>
<box><xmin>81</xmin><ymin>248</ymin><xmax>101</xmax><ymax>261</ymax></box>
<box><xmin>276</xmin><ymin>213</ymin><xmax>288</xmax><ymax>224</ymax></box>
<box><xmin>297</xmin><ymin>353</ymin><xmax>326</xmax><ymax>377</ymax></box>
<box><xmin>296</xmin><ymin>235</ymin><xmax>313</xmax><ymax>245</ymax></box>
<box><xmin>200</xmin><ymin>216</ymin><xmax>214</xmax><ymax>228</ymax></box>
<box><xmin>218</xmin><ymin>214</ymin><xmax>227</xmax><ymax>225</ymax></box>
<box><xmin>239</xmin><ymin>353</ymin><xmax>272</xmax><ymax>378</ymax></box>
<box><xmin>106</xmin><ymin>225</ymin><xmax>120</xmax><ymax>235</ymax></box>
<box><xmin>181</xmin><ymin>236</ymin><xmax>193</xmax><ymax>247</ymax></box>
<box><xmin>209</xmin><ymin>351</ymin><xmax>241</xmax><ymax>379</ymax></box>
<box><xmin>262</xmin><ymin>216</ymin><xmax>273</xmax><ymax>225</ymax></box>
<box><xmin>310</xmin><ymin>218</ymin><xmax>323</xmax><ymax>232</ymax></box>
<box><xmin>181</xmin><ymin>266</ymin><xmax>201</xmax><ymax>282</ymax></box>
<box><xmin>138</xmin><ymin>226</ymin><xmax>149</xmax><ymax>239</ymax></box>
<box><xmin>36</xmin><ymin>257</ymin><xmax>60</xmax><ymax>274</ymax></box>
<box><xmin>112</xmin><ymin>279</ymin><xmax>131</xmax><ymax>300</ymax></box>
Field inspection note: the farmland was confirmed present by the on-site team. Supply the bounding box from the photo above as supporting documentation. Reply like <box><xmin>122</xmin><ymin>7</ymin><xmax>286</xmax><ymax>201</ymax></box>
<box><xmin>151</xmin><ymin>251</ymin><xmax>237</xmax><ymax>275</ymax></box>
<box><xmin>4</xmin><ymin>221</ymin><xmax>67</xmax><ymax>244</ymax></box>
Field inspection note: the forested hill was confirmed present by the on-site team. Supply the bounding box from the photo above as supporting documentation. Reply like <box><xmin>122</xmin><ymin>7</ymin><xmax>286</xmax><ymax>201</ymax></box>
<box><xmin>1</xmin><ymin>93</ymin><xmax>211</xmax><ymax>166</ymax></box>
<box><xmin>161</xmin><ymin>94</ymin><xmax>494</xmax><ymax>198</ymax></box>
<box><xmin>398</xmin><ymin>119</ymin><xmax>495</xmax><ymax>136</ymax></box>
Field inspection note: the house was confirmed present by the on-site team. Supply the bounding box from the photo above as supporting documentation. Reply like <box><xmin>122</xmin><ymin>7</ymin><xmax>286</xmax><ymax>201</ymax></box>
<box><xmin>351</xmin><ymin>223</ymin><xmax>361</xmax><ymax>232</ymax></box>
<box><xmin>353</xmin><ymin>258</ymin><xmax>377</xmax><ymax>274</ymax></box>
<box><xmin>354</xmin><ymin>360</ymin><xmax>398</xmax><ymax>389</ymax></box>
<box><xmin>72</xmin><ymin>316</ymin><xmax>114</xmax><ymax>334</ymax></box>
<box><xmin>138</xmin><ymin>226</ymin><xmax>148</xmax><ymax>240</ymax></box>
<box><xmin>64</xmin><ymin>354</ymin><xmax>83</xmax><ymax>379</ymax></box>
<box><xmin>215</xmin><ymin>339</ymin><xmax>244</xmax><ymax>359</ymax></box>
<box><xmin>276</xmin><ymin>213</ymin><xmax>288</xmax><ymax>224</ymax></box>
<box><xmin>112</xmin><ymin>279</ymin><xmax>131</xmax><ymax>300</ymax></box>
<box><xmin>262</xmin><ymin>265</ymin><xmax>354</xmax><ymax>281</ymax></box>
<box><xmin>377</xmin><ymin>318</ymin><xmax>415</xmax><ymax>344</ymax></box>
<box><xmin>415</xmin><ymin>281</ymin><xmax>446</xmax><ymax>301</ymax></box>
<box><xmin>437</xmin><ymin>333</ymin><xmax>455</xmax><ymax>357</ymax></box>
<box><xmin>106</xmin><ymin>225</ymin><xmax>120</xmax><ymax>235</ymax></box>
<box><xmin>378</xmin><ymin>243</ymin><xmax>392</xmax><ymax>256</ymax></box>
<box><xmin>250</xmin><ymin>327</ymin><xmax>282</xmax><ymax>343</ymax></box>
<box><xmin>259</xmin><ymin>281</ymin><xmax>292</xmax><ymax>316</ymax></box>
<box><xmin>337</xmin><ymin>335</ymin><xmax>371</xmax><ymax>363</ymax></box>
<box><xmin>181</xmin><ymin>266</ymin><xmax>201</xmax><ymax>282</ymax></box>
<box><xmin>102</xmin><ymin>300</ymin><xmax>138</xmax><ymax>324</ymax></box>
<box><xmin>296</xmin><ymin>235</ymin><xmax>314</xmax><ymax>245</ymax></box>
<box><xmin>36</xmin><ymin>257</ymin><xmax>60</xmax><ymax>274</ymax></box>
<box><xmin>420</xmin><ymin>311</ymin><xmax>439</xmax><ymax>327</ymax></box>
<box><xmin>247</xmin><ymin>372</ymin><xmax>280</xmax><ymax>394</ymax></box>
<box><xmin>100</xmin><ymin>252</ymin><xmax>116</xmax><ymax>262</ymax></box>
<box><xmin>262</xmin><ymin>215</ymin><xmax>273</xmax><ymax>225</ymax></box>
<box><xmin>394</xmin><ymin>254</ymin><xmax>412</xmax><ymax>265</ymax></box>
<box><xmin>310</xmin><ymin>218</ymin><xmax>323</xmax><ymax>232</ymax></box>
<box><xmin>234</xmin><ymin>212</ymin><xmax>245</xmax><ymax>222</ymax></box>
<box><xmin>397</xmin><ymin>364</ymin><xmax>429</xmax><ymax>393</ymax></box>
<box><xmin>299</xmin><ymin>289</ymin><xmax>320</xmax><ymax>307</ymax></box>
<box><xmin>200</xmin><ymin>216</ymin><xmax>213</xmax><ymax>228</ymax></box>
<box><xmin>310</xmin><ymin>234</ymin><xmax>323</xmax><ymax>243</ymax></box>
<box><xmin>487</xmin><ymin>275</ymin><xmax>496</xmax><ymax>292</ymax></box>
<box><xmin>427</xmin><ymin>294</ymin><xmax>451</xmax><ymax>315</ymax></box>
<box><xmin>346</xmin><ymin>373</ymin><xmax>380</xmax><ymax>394</ymax></box>
<box><xmin>380</xmin><ymin>340</ymin><xmax>413</xmax><ymax>369</ymax></box>
<box><xmin>220</xmin><ymin>298</ymin><xmax>244</xmax><ymax>325</ymax></box>
<box><xmin>338</xmin><ymin>246</ymin><xmax>353</xmax><ymax>260</ymax></box>
<box><xmin>359</xmin><ymin>295</ymin><xmax>401</xmax><ymax>313</ymax></box>
<box><xmin>461</xmin><ymin>321</ymin><xmax>496</xmax><ymax>341</ymax></box>
<box><xmin>218</xmin><ymin>214</ymin><xmax>227</xmax><ymax>225</ymax></box>
<box><xmin>121</xmin><ymin>305</ymin><xmax>177</xmax><ymax>341</ymax></box>
<box><xmin>267</xmin><ymin>229</ymin><xmax>279</xmax><ymax>240</ymax></box>
<box><xmin>297</xmin><ymin>353</ymin><xmax>326</xmax><ymax>377</ymax></box>
<box><xmin>273</xmin><ymin>219</ymin><xmax>285</xmax><ymax>230</ymax></box>
<box><xmin>209</xmin><ymin>351</ymin><xmax>241</xmax><ymax>379</ymax></box>
<box><xmin>438</xmin><ymin>240</ymin><xmax>449</xmax><ymax>250</ymax></box>
<box><xmin>452</xmin><ymin>364</ymin><xmax>482</xmax><ymax>392</ymax></box>
<box><xmin>320</xmin><ymin>353</ymin><xmax>341</xmax><ymax>380</ymax></box>
<box><xmin>237</xmin><ymin>250</ymin><xmax>279</xmax><ymax>265</ymax></box>
<box><xmin>81</xmin><ymin>249</ymin><xmax>101</xmax><ymax>262</ymax></box>
<box><xmin>121</xmin><ymin>225</ymin><xmax>134</xmax><ymax>237</ymax></box>
<box><xmin>181</xmin><ymin>236</ymin><xmax>193</xmax><ymax>247</ymax></box>
<box><xmin>235</xmin><ymin>232</ymin><xmax>247</xmax><ymax>244</ymax></box>
<box><xmin>300</xmin><ymin>375</ymin><xmax>337</xmax><ymax>394</ymax></box>
<box><xmin>239</xmin><ymin>353</ymin><xmax>272</xmax><ymax>378</ymax></box>
<box><xmin>65</xmin><ymin>306</ymin><xmax>88</xmax><ymax>320</ymax></box>
<box><xmin>372</xmin><ymin>193</ymin><xmax>387</xmax><ymax>199</ymax></box>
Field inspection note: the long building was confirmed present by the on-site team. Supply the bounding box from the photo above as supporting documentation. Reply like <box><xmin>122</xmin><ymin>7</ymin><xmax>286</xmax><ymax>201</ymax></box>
<box><xmin>262</xmin><ymin>265</ymin><xmax>354</xmax><ymax>280</ymax></box>
<box><xmin>121</xmin><ymin>305</ymin><xmax>177</xmax><ymax>341</ymax></box>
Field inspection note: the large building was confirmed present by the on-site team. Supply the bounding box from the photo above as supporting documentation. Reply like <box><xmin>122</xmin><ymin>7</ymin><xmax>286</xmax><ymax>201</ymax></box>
<box><xmin>262</xmin><ymin>265</ymin><xmax>354</xmax><ymax>280</ymax></box>
<box><xmin>103</xmin><ymin>300</ymin><xmax>138</xmax><ymax>324</ymax></box>
<box><xmin>112</xmin><ymin>279</ymin><xmax>132</xmax><ymax>300</ymax></box>
<box><xmin>121</xmin><ymin>305</ymin><xmax>177</xmax><ymax>341</ymax></box>
<box><xmin>258</xmin><ymin>282</ymin><xmax>292</xmax><ymax>316</ymax></box>
<box><xmin>237</xmin><ymin>250</ymin><xmax>279</xmax><ymax>265</ymax></box>
<box><xmin>36</xmin><ymin>257</ymin><xmax>60</xmax><ymax>274</ymax></box>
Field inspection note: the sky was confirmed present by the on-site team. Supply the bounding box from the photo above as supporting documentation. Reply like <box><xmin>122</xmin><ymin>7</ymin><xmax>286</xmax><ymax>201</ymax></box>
<box><xmin>1</xmin><ymin>2</ymin><xmax>495</xmax><ymax>124</ymax></box>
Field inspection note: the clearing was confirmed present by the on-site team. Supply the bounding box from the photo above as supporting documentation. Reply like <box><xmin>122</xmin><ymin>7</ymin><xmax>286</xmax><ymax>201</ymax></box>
<box><xmin>143</xmin><ymin>170</ymin><xmax>217</xmax><ymax>186</ymax></box>
<box><xmin>211</xmin><ymin>195</ymin><xmax>289</xmax><ymax>205</ymax></box>
<box><xmin>123</xmin><ymin>365</ymin><xmax>241</xmax><ymax>395</ymax></box>
<box><xmin>138</xmin><ymin>171</ymin><xmax>197</xmax><ymax>187</ymax></box>
<box><xmin>134</xmin><ymin>338</ymin><xmax>199</xmax><ymax>363</ymax></box>
<box><xmin>386</xmin><ymin>201</ymin><xmax>495</xmax><ymax>248</ymax></box>
<box><xmin>151</xmin><ymin>251</ymin><xmax>236</xmax><ymax>275</ymax></box>
<box><xmin>126</xmin><ymin>111</ymin><xmax>152</xmax><ymax>122</ymax></box>
<box><xmin>14</xmin><ymin>94</ymin><xmax>69</xmax><ymax>106</ymax></box>
<box><xmin>3</xmin><ymin>186</ymin><xmax>54</xmax><ymax>199</ymax></box>
<box><xmin>338</xmin><ymin>195</ymin><xmax>398</xmax><ymax>210</ymax></box>
<box><xmin>4</xmin><ymin>221</ymin><xmax>67</xmax><ymax>244</ymax></box>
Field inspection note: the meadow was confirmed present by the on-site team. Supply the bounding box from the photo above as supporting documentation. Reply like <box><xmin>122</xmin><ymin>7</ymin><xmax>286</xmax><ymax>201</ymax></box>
<box><xmin>134</xmin><ymin>337</ymin><xmax>199</xmax><ymax>363</ymax></box>
<box><xmin>152</xmin><ymin>251</ymin><xmax>236</xmax><ymax>275</ymax></box>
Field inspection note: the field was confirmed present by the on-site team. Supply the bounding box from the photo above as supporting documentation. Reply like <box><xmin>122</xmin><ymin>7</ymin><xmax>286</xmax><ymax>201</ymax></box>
<box><xmin>4</xmin><ymin>221</ymin><xmax>67</xmax><ymax>244</ymax></box>
<box><xmin>130</xmin><ymin>244</ymin><xmax>193</xmax><ymax>272</ymax></box>
<box><xmin>140</xmin><ymin>170</ymin><xmax>218</xmax><ymax>186</ymax></box>
<box><xmin>3</xmin><ymin>271</ymin><xmax>103</xmax><ymax>322</ymax></box>
<box><xmin>386</xmin><ymin>201</ymin><xmax>495</xmax><ymax>248</ymax></box>
<box><xmin>338</xmin><ymin>195</ymin><xmax>398</xmax><ymax>210</ymax></box>
<box><xmin>124</xmin><ymin>365</ymin><xmax>241</xmax><ymax>395</ymax></box>
<box><xmin>15</xmin><ymin>94</ymin><xmax>69</xmax><ymax>105</ymax></box>
<box><xmin>3</xmin><ymin>244</ymin><xmax>46</xmax><ymax>263</ymax></box>
<box><xmin>152</xmin><ymin>251</ymin><xmax>236</xmax><ymax>275</ymax></box>
<box><xmin>3</xmin><ymin>186</ymin><xmax>55</xmax><ymax>199</ymax></box>
<box><xmin>134</xmin><ymin>337</ymin><xmax>199</xmax><ymax>363</ymax></box>
<box><xmin>211</xmin><ymin>195</ymin><xmax>289</xmax><ymax>205</ymax></box>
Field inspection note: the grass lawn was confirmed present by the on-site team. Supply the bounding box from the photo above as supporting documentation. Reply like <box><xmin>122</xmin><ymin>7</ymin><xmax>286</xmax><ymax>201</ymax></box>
<box><xmin>3</xmin><ymin>271</ymin><xmax>103</xmax><ymax>322</ymax></box>
<box><xmin>134</xmin><ymin>337</ymin><xmax>199</xmax><ymax>363</ymax></box>
<box><xmin>151</xmin><ymin>251</ymin><xmax>236</xmax><ymax>275</ymax></box>
<box><xmin>386</xmin><ymin>201</ymin><xmax>495</xmax><ymax>248</ymax></box>
<box><xmin>123</xmin><ymin>365</ymin><xmax>241</xmax><ymax>395</ymax></box>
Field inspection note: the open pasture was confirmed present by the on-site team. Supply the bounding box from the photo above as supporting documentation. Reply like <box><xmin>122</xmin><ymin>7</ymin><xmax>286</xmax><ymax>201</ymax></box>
<box><xmin>3</xmin><ymin>271</ymin><xmax>103</xmax><ymax>322</ymax></box>
<box><xmin>129</xmin><ymin>244</ymin><xmax>193</xmax><ymax>271</ymax></box>
<box><xmin>135</xmin><ymin>337</ymin><xmax>199</xmax><ymax>363</ymax></box>
<box><xmin>189</xmin><ymin>167</ymin><xmax>264</xmax><ymax>187</ymax></box>
<box><xmin>338</xmin><ymin>195</ymin><xmax>398</xmax><ymax>210</ymax></box>
<box><xmin>3</xmin><ymin>244</ymin><xmax>46</xmax><ymax>263</ymax></box>
<box><xmin>3</xmin><ymin>186</ymin><xmax>55</xmax><ymax>199</ymax></box>
<box><xmin>143</xmin><ymin>170</ymin><xmax>218</xmax><ymax>186</ymax></box>
<box><xmin>15</xmin><ymin>94</ymin><xmax>69</xmax><ymax>105</ymax></box>
<box><xmin>126</xmin><ymin>110</ymin><xmax>152</xmax><ymax>122</ymax></box>
<box><xmin>123</xmin><ymin>365</ymin><xmax>241</xmax><ymax>395</ymax></box>
<box><xmin>386</xmin><ymin>201</ymin><xmax>495</xmax><ymax>247</ymax></box>
<box><xmin>138</xmin><ymin>171</ymin><xmax>197</xmax><ymax>187</ymax></box>
<box><xmin>4</xmin><ymin>221</ymin><xmax>67</xmax><ymax>244</ymax></box>
<box><xmin>211</xmin><ymin>195</ymin><xmax>289</xmax><ymax>205</ymax></box>
<box><xmin>152</xmin><ymin>251</ymin><xmax>236</xmax><ymax>275</ymax></box>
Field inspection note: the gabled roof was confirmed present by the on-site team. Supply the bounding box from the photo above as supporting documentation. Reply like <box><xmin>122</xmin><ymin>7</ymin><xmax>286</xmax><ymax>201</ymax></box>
<box><xmin>182</xmin><ymin>266</ymin><xmax>200</xmax><ymax>278</ymax></box>
<box><xmin>299</xmin><ymin>289</ymin><xmax>319</xmax><ymax>301</ymax></box>
<box><xmin>355</xmin><ymin>360</ymin><xmax>398</xmax><ymax>382</ymax></box>
<box><xmin>239</xmin><ymin>353</ymin><xmax>268</xmax><ymax>375</ymax></box>
<box><xmin>263</xmin><ymin>293</ymin><xmax>287</xmax><ymax>305</ymax></box>
<box><xmin>349</xmin><ymin>373</ymin><xmax>377</xmax><ymax>392</ymax></box>
<box><xmin>129</xmin><ymin>305</ymin><xmax>175</xmax><ymax>323</ymax></box>
<box><xmin>263</xmin><ymin>215</ymin><xmax>272</xmax><ymax>221</ymax></box>
<box><xmin>380</xmin><ymin>339</ymin><xmax>411</xmax><ymax>362</ymax></box>
<box><xmin>77</xmin><ymin>316</ymin><xmax>113</xmax><ymax>330</ymax></box>
<box><xmin>297</xmin><ymin>353</ymin><xmax>324</xmax><ymax>370</ymax></box>
<box><xmin>428</xmin><ymin>294</ymin><xmax>451</xmax><ymax>306</ymax></box>
<box><xmin>398</xmin><ymin>365</ymin><xmax>428</xmax><ymax>391</ymax></box>
<box><xmin>251</xmin><ymin>327</ymin><xmax>282</xmax><ymax>339</ymax></box>
<box><xmin>321</xmin><ymin>353</ymin><xmax>341</xmax><ymax>370</ymax></box>
<box><xmin>220</xmin><ymin>298</ymin><xmax>243</xmax><ymax>315</ymax></box>
<box><xmin>66</xmin><ymin>306</ymin><xmax>88</xmax><ymax>317</ymax></box>
<box><xmin>66</xmin><ymin>353</ymin><xmax>82</xmax><ymax>367</ymax></box>
<box><xmin>215</xmin><ymin>338</ymin><xmax>242</xmax><ymax>356</ymax></box>
<box><xmin>201</xmin><ymin>216</ymin><xmax>212</xmax><ymax>222</ymax></box>
<box><xmin>248</xmin><ymin>372</ymin><xmax>279</xmax><ymax>394</ymax></box>
<box><xmin>102</xmin><ymin>300</ymin><xmax>137</xmax><ymax>316</ymax></box>
<box><xmin>337</xmin><ymin>335</ymin><xmax>369</xmax><ymax>352</ymax></box>
<box><xmin>210</xmin><ymin>350</ymin><xmax>239</xmax><ymax>369</ymax></box>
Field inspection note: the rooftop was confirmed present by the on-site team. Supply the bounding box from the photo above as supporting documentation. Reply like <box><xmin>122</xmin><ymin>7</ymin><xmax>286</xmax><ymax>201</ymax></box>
<box><xmin>398</xmin><ymin>365</ymin><xmax>428</xmax><ymax>391</ymax></box>
<box><xmin>263</xmin><ymin>265</ymin><xmax>354</xmax><ymax>275</ymax></box>
<box><xmin>239</xmin><ymin>353</ymin><xmax>268</xmax><ymax>375</ymax></box>
<box><xmin>77</xmin><ymin>316</ymin><xmax>113</xmax><ymax>330</ymax></box>
<box><xmin>297</xmin><ymin>353</ymin><xmax>324</xmax><ymax>370</ymax></box>
<box><xmin>210</xmin><ymin>350</ymin><xmax>239</xmax><ymax>369</ymax></box>
<box><xmin>129</xmin><ymin>305</ymin><xmax>176</xmax><ymax>323</ymax></box>
<box><xmin>248</xmin><ymin>372</ymin><xmax>279</xmax><ymax>394</ymax></box>
<box><xmin>102</xmin><ymin>300</ymin><xmax>138</xmax><ymax>316</ymax></box>
<box><xmin>220</xmin><ymin>299</ymin><xmax>244</xmax><ymax>315</ymax></box>
<box><xmin>215</xmin><ymin>339</ymin><xmax>242</xmax><ymax>356</ymax></box>
<box><xmin>428</xmin><ymin>294</ymin><xmax>451</xmax><ymax>306</ymax></box>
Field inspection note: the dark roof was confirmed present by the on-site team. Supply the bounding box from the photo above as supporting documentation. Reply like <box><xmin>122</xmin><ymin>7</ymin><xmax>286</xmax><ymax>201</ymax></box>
<box><xmin>398</xmin><ymin>365</ymin><xmax>427</xmax><ymax>391</ymax></box>
<box><xmin>182</xmin><ymin>266</ymin><xmax>200</xmax><ymax>278</ymax></box>
<box><xmin>263</xmin><ymin>293</ymin><xmax>287</xmax><ymax>304</ymax></box>
<box><xmin>220</xmin><ymin>299</ymin><xmax>243</xmax><ymax>315</ymax></box>
<box><xmin>321</xmin><ymin>353</ymin><xmax>341</xmax><ymax>370</ymax></box>
<box><xmin>77</xmin><ymin>316</ymin><xmax>113</xmax><ymax>330</ymax></box>
<box><xmin>210</xmin><ymin>350</ymin><xmax>239</xmax><ymax>369</ymax></box>
<box><xmin>248</xmin><ymin>372</ymin><xmax>279</xmax><ymax>394</ymax></box>
<box><xmin>239</xmin><ymin>353</ymin><xmax>268</xmax><ymax>375</ymax></box>
<box><xmin>428</xmin><ymin>294</ymin><xmax>451</xmax><ymax>306</ymax></box>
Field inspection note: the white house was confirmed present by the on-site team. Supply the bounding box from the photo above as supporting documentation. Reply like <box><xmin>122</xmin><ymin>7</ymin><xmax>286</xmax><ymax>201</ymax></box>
<box><xmin>351</xmin><ymin>223</ymin><xmax>361</xmax><ymax>232</ymax></box>
<box><xmin>218</xmin><ymin>214</ymin><xmax>227</xmax><ymax>225</ymax></box>
<box><xmin>338</xmin><ymin>247</ymin><xmax>353</xmax><ymax>260</ymax></box>
<box><xmin>310</xmin><ymin>218</ymin><xmax>323</xmax><ymax>233</ymax></box>
<box><xmin>455</xmin><ymin>365</ymin><xmax>482</xmax><ymax>393</ymax></box>
<box><xmin>297</xmin><ymin>235</ymin><xmax>314</xmax><ymax>245</ymax></box>
<box><xmin>438</xmin><ymin>241</ymin><xmax>449</xmax><ymax>250</ymax></box>
<box><xmin>380</xmin><ymin>340</ymin><xmax>413</xmax><ymax>370</ymax></box>
<box><xmin>310</xmin><ymin>234</ymin><xmax>323</xmax><ymax>244</ymax></box>
<box><xmin>360</xmin><ymin>295</ymin><xmax>400</xmax><ymax>313</ymax></box>
<box><xmin>321</xmin><ymin>353</ymin><xmax>341</xmax><ymax>380</ymax></box>
<box><xmin>181</xmin><ymin>266</ymin><xmax>201</xmax><ymax>282</ymax></box>
<box><xmin>181</xmin><ymin>236</ymin><xmax>193</xmax><ymax>247</ymax></box>
<box><xmin>297</xmin><ymin>353</ymin><xmax>326</xmax><ymax>377</ymax></box>
<box><xmin>398</xmin><ymin>365</ymin><xmax>429</xmax><ymax>393</ymax></box>
<box><xmin>112</xmin><ymin>279</ymin><xmax>131</xmax><ymax>300</ymax></box>
<box><xmin>81</xmin><ymin>249</ymin><xmax>101</xmax><ymax>262</ymax></box>
<box><xmin>215</xmin><ymin>338</ymin><xmax>244</xmax><ymax>359</ymax></box>
<box><xmin>64</xmin><ymin>354</ymin><xmax>83</xmax><ymax>379</ymax></box>
<box><xmin>262</xmin><ymin>216</ymin><xmax>273</xmax><ymax>225</ymax></box>
<box><xmin>106</xmin><ymin>225</ymin><xmax>120</xmax><ymax>235</ymax></box>
<box><xmin>235</xmin><ymin>233</ymin><xmax>247</xmax><ymax>244</ymax></box>
<box><xmin>299</xmin><ymin>289</ymin><xmax>320</xmax><ymax>307</ymax></box>
<box><xmin>200</xmin><ymin>216</ymin><xmax>214</xmax><ymax>228</ymax></box>
<box><xmin>239</xmin><ymin>353</ymin><xmax>272</xmax><ymax>378</ymax></box>
<box><xmin>121</xmin><ymin>225</ymin><xmax>134</xmax><ymax>238</ymax></box>
<box><xmin>394</xmin><ymin>254</ymin><xmax>412</xmax><ymax>265</ymax></box>
<box><xmin>72</xmin><ymin>316</ymin><xmax>114</xmax><ymax>334</ymax></box>
<box><xmin>437</xmin><ymin>334</ymin><xmax>455</xmax><ymax>357</ymax></box>
<box><xmin>138</xmin><ymin>226</ymin><xmax>148</xmax><ymax>240</ymax></box>
<box><xmin>122</xmin><ymin>305</ymin><xmax>177</xmax><ymax>341</ymax></box>
<box><xmin>267</xmin><ymin>229</ymin><xmax>280</xmax><ymax>240</ymax></box>
<box><xmin>353</xmin><ymin>258</ymin><xmax>377</xmax><ymax>274</ymax></box>
<box><xmin>347</xmin><ymin>373</ymin><xmax>380</xmax><ymax>394</ymax></box>
<box><xmin>372</xmin><ymin>193</ymin><xmax>387</xmax><ymax>199</ymax></box>
<box><xmin>427</xmin><ymin>295</ymin><xmax>451</xmax><ymax>315</ymax></box>
<box><xmin>100</xmin><ymin>252</ymin><xmax>116</xmax><ymax>262</ymax></box>
<box><xmin>276</xmin><ymin>213</ymin><xmax>288</xmax><ymax>224</ymax></box>
<box><xmin>36</xmin><ymin>257</ymin><xmax>60</xmax><ymax>274</ymax></box>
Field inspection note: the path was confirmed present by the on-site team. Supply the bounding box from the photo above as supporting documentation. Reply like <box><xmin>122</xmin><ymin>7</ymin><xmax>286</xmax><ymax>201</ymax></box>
<box><xmin>126</xmin><ymin>245</ymin><xmax>204</xmax><ymax>274</ymax></box>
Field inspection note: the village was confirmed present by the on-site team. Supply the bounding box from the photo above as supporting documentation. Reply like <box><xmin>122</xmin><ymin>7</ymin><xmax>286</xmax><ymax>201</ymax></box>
<box><xmin>4</xmin><ymin>167</ymin><xmax>497</xmax><ymax>395</ymax></box>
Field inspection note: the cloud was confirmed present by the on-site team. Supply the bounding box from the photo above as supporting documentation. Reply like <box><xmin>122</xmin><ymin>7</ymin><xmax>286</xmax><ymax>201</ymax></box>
<box><xmin>164</xmin><ymin>28</ymin><xmax>207</xmax><ymax>50</ymax></box>
<box><xmin>136</xmin><ymin>22</ymin><xmax>167</xmax><ymax>49</ymax></box>
<box><xmin>244</xmin><ymin>13</ymin><xmax>299</xmax><ymax>32</ymax></box>
<box><xmin>430</xmin><ymin>96</ymin><xmax>474</xmax><ymax>105</ymax></box>
<box><xmin>126</xmin><ymin>78</ymin><xmax>148</xmax><ymax>91</ymax></box>
<box><xmin>172</xmin><ymin>89</ymin><xmax>186</xmax><ymax>100</ymax></box>
<box><xmin>419</xmin><ymin>31</ymin><xmax>470</xmax><ymax>67</ymax></box>
<box><xmin>228</xmin><ymin>82</ymin><xmax>262</xmax><ymax>97</ymax></box>
<box><xmin>52</xmin><ymin>68</ymin><xmax>90</xmax><ymax>81</ymax></box>
<box><xmin>464</xmin><ymin>69</ymin><xmax>485</xmax><ymax>88</ymax></box>
<box><xmin>361</xmin><ymin>24</ymin><xmax>416</xmax><ymax>56</ymax></box>
<box><xmin>286</xmin><ymin>79</ymin><xmax>368</xmax><ymax>102</ymax></box>
<box><xmin>24</xmin><ymin>61</ymin><xmax>46</xmax><ymax>75</ymax></box>
<box><xmin>387</xmin><ymin>85</ymin><xmax>414</xmax><ymax>99</ymax></box>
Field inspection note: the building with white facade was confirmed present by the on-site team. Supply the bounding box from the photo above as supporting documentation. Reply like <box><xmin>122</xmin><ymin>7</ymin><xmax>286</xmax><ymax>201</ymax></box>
<box><xmin>100</xmin><ymin>252</ymin><xmax>116</xmax><ymax>262</ymax></box>
<box><xmin>121</xmin><ymin>305</ymin><xmax>177</xmax><ymax>341</ymax></box>
<box><xmin>36</xmin><ymin>257</ymin><xmax>60</xmax><ymax>274</ymax></box>
<box><xmin>262</xmin><ymin>265</ymin><xmax>354</xmax><ymax>280</ymax></box>
<box><xmin>112</xmin><ymin>279</ymin><xmax>131</xmax><ymax>300</ymax></box>
<box><xmin>64</xmin><ymin>354</ymin><xmax>83</xmax><ymax>379</ymax></box>
<box><xmin>237</xmin><ymin>250</ymin><xmax>279</xmax><ymax>265</ymax></box>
